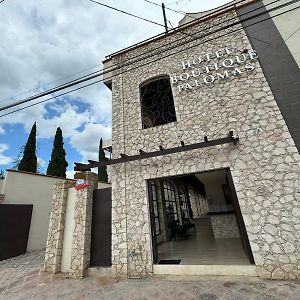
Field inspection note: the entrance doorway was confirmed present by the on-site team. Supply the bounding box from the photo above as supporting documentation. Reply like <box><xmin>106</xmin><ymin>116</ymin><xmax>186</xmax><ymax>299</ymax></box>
<box><xmin>147</xmin><ymin>168</ymin><xmax>254</xmax><ymax>266</ymax></box>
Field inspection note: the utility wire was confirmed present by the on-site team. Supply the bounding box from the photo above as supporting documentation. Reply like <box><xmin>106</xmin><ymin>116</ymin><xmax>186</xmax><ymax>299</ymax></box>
<box><xmin>0</xmin><ymin>3</ymin><xmax>298</xmax><ymax>118</ymax></box>
<box><xmin>0</xmin><ymin>0</ymin><xmax>294</xmax><ymax>114</ymax></box>
<box><xmin>0</xmin><ymin>0</ymin><xmax>297</xmax><ymax>113</ymax></box>
<box><xmin>112</xmin><ymin>0</ymin><xmax>281</xmax><ymax>57</ymax></box>
<box><xmin>102</xmin><ymin>0</ymin><xmax>290</xmax><ymax>65</ymax></box>
<box><xmin>167</xmin><ymin>0</ymin><xmax>188</xmax><ymax>5</ymax></box>
<box><xmin>0</xmin><ymin>63</ymin><xmax>102</xmax><ymax>104</ymax></box>
<box><xmin>1</xmin><ymin>0</ymin><xmax>280</xmax><ymax>106</ymax></box>
<box><xmin>144</xmin><ymin>0</ymin><xmax>187</xmax><ymax>17</ymax></box>
<box><xmin>6</xmin><ymin>0</ymin><xmax>277</xmax><ymax>107</ymax></box>
<box><xmin>0</xmin><ymin>0</ymin><xmax>5</xmax><ymax>4</ymax></box>
<box><xmin>0</xmin><ymin>80</ymin><xmax>103</xmax><ymax>118</ymax></box>
<box><xmin>88</xmin><ymin>0</ymin><xmax>165</xmax><ymax>27</ymax></box>
<box><xmin>0</xmin><ymin>0</ymin><xmax>296</xmax><ymax>114</ymax></box>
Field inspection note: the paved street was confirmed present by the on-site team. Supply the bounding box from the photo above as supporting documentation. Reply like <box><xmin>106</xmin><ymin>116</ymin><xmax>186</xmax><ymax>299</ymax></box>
<box><xmin>1</xmin><ymin>251</ymin><xmax>300</xmax><ymax>299</ymax></box>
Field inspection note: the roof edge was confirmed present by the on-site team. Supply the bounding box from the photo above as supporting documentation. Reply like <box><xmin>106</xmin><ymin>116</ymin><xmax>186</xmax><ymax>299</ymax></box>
<box><xmin>103</xmin><ymin>0</ymin><xmax>257</xmax><ymax>62</ymax></box>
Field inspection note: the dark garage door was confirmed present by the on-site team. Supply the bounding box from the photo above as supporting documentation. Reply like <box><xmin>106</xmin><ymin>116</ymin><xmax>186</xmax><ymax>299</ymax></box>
<box><xmin>0</xmin><ymin>204</ymin><xmax>33</xmax><ymax>261</ymax></box>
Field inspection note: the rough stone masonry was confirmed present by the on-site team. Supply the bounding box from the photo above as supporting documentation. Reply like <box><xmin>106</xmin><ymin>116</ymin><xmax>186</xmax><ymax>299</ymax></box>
<box><xmin>107</xmin><ymin>8</ymin><xmax>300</xmax><ymax>280</ymax></box>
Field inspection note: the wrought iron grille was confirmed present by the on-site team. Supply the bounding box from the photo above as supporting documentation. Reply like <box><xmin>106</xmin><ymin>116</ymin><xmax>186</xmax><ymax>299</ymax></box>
<box><xmin>163</xmin><ymin>180</ymin><xmax>179</xmax><ymax>226</ymax></box>
<box><xmin>148</xmin><ymin>180</ymin><xmax>161</xmax><ymax>236</ymax></box>
<box><xmin>140</xmin><ymin>76</ymin><xmax>177</xmax><ymax>129</ymax></box>
<box><xmin>179</xmin><ymin>186</ymin><xmax>190</xmax><ymax>219</ymax></box>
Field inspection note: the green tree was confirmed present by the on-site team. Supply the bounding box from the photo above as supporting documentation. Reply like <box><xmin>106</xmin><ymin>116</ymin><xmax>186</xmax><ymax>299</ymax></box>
<box><xmin>98</xmin><ymin>138</ymin><xmax>108</xmax><ymax>182</ymax></box>
<box><xmin>46</xmin><ymin>127</ymin><xmax>68</xmax><ymax>177</ymax></box>
<box><xmin>18</xmin><ymin>122</ymin><xmax>37</xmax><ymax>173</ymax></box>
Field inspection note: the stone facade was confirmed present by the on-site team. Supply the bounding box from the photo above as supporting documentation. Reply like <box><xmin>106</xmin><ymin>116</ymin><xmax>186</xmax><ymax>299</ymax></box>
<box><xmin>44</xmin><ymin>180</ymin><xmax>75</xmax><ymax>273</ymax></box>
<box><xmin>44</xmin><ymin>172</ymin><xmax>98</xmax><ymax>278</ymax></box>
<box><xmin>107</xmin><ymin>6</ymin><xmax>300</xmax><ymax>280</ymax></box>
<box><xmin>211</xmin><ymin>214</ymin><xmax>240</xmax><ymax>238</ymax></box>
<box><xmin>69</xmin><ymin>172</ymin><xmax>98</xmax><ymax>279</ymax></box>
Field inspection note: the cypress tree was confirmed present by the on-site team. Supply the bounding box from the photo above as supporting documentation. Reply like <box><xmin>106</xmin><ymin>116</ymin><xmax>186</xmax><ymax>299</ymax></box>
<box><xmin>98</xmin><ymin>138</ymin><xmax>108</xmax><ymax>182</ymax></box>
<box><xmin>18</xmin><ymin>122</ymin><xmax>37</xmax><ymax>173</ymax></box>
<box><xmin>47</xmin><ymin>127</ymin><xmax>68</xmax><ymax>177</ymax></box>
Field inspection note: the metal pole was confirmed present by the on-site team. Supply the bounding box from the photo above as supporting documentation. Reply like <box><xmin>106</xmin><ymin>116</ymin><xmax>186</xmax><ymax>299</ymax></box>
<box><xmin>162</xmin><ymin>3</ymin><xmax>168</xmax><ymax>33</ymax></box>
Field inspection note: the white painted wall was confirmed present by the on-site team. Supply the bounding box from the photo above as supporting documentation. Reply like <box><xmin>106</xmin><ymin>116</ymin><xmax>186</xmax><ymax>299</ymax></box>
<box><xmin>61</xmin><ymin>187</ymin><xmax>76</xmax><ymax>273</ymax></box>
<box><xmin>196</xmin><ymin>170</ymin><xmax>227</xmax><ymax>210</ymax></box>
<box><xmin>263</xmin><ymin>0</ymin><xmax>300</xmax><ymax>68</ymax></box>
<box><xmin>2</xmin><ymin>170</ymin><xmax>74</xmax><ymax>251</ymax></box>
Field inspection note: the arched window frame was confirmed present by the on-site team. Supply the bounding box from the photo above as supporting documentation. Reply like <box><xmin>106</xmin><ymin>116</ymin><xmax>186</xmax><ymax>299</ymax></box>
<box><xmin>139</xmin><ymin>75</ymin><xmax>177</xmax><ymax>129</ymax></box>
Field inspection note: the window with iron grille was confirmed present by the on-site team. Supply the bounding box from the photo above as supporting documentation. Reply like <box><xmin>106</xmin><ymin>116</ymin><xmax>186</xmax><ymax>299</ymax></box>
<box><xmin>179</xmin><ymin>186</ymin><xmax>190</xmax><ymax>219</ymax></box>
<box><xmin>148</xmin><ymin>180</ymin><xmax>161</xmax><ymax>236</ymax></box>
<box><xmin>163</xmin><ymin>180</ymin><xmax>179</xmax><ymax>226</ymax></box>
<box><xmin>140</xmin><ymin>76</ymin><xmax>177</xmax><ymax>129</ymax></box>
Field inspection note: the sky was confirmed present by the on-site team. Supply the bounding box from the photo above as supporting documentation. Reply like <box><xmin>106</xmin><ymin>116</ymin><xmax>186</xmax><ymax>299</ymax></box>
<box><xmin>0</xmin><ymin>0</ymin><xmax>232</xmax><ymax>178</ymax></box>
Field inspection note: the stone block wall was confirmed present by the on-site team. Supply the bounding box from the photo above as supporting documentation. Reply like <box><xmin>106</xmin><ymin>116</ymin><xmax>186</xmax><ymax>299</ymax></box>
<box><xmin>109</xmin><ymin>7</ymin><xmax>300</xmax><ymax>280</ymax></box>
<box><xmin>44</xmin><ymin>172</ymin><xmax>98</xmax><ymax>278</ymax></box>
<box><xmin>211</xmin><ymin>214</ymin><xmax>240</xmax><ymax>238</ymax></box>
<box><xmin>44</xmin><ymin>180</ymin><xmax>75</xmax><ymax>273</ymax></box>
<box><xmin>69</xmin><ymin>172</ymin><xmax>98</xmax><ymax>279</ymax></box>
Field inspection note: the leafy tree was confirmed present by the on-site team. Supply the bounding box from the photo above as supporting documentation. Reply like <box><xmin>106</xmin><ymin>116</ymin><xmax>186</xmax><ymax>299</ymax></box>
<box><xmin>18</xmin><ymin>122</ymin><xmax>37</xmax><ymax>173</ymax></box>
<box><xmin>46</xmin><ymin>127</ymin><xmax>68</xmax><ymax>177</ymax></box>
<box><xmin>98</xmin><ymin>138</ymin><xmax>108</xmax><ymax>182</ymax></box>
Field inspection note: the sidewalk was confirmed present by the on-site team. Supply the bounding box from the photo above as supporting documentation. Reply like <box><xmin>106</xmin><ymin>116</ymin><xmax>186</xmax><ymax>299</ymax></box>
<box><xmin>1</xmin><ymin>250</ymin><xmax>300</xmax><ymax>299</ymax></box>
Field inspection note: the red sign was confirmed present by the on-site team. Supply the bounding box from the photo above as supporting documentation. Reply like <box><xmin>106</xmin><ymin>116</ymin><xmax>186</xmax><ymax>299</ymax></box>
<box><xmin>75</xmin><ymin>184</ymin><xmax>89</xmax><ymax>190</ymax></box>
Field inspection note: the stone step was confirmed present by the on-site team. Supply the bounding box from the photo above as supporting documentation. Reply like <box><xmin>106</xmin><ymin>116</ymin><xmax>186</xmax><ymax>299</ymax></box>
<box><xmin>88</xmin><ymin>267</ymin><xmax>112</xmax><ymax>278</ymax></box>
<box><xmin>153</xmin><ymin>264</ymin><xmax>257</xmax><ymax>277</ymax></box>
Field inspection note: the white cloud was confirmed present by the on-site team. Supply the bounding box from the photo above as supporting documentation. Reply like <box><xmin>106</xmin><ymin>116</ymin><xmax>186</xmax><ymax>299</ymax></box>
<box><xmin>37</xmin><ymin>157</ymin><xmax>45</xmax><ymax>168</ymax></box>
<box><xmin>0</xmin><ymin>126</ymin><xmax>4</xmax><ymax>134</ymax></box>
<box><xmin>70</xmin><ymin>123</ymin><xmax>112</xmax><ymax>162</ymax></box>
<box><xmin>0</xmin><ymin>144</ymin><xmax>13</xmax><ymax>166</ymax></box>
<box><xmin>66</xmin><ymin>169</ymin><xmax>75</xmax><ymax>180</ymax></box>
<box><xmin>0</xmin><ymin>101</ymin><xmax>94</xmax><ymax>138</ymax></box>
<box><xmin>0</xmin><ymin>0</ymin><xmax>231</xmax><ymax>165</ymax></box>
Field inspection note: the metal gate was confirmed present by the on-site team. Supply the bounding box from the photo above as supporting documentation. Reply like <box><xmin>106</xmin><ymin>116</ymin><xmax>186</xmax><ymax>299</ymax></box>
<box><xmin>0</xmin><ymin>204</ymin><xmax>33</xmax><ymax>261</ymax></box>
<box><xmin>90</xmin><ymin>188</ymin><xmax>112</xmax><ymax>267</ymax></box>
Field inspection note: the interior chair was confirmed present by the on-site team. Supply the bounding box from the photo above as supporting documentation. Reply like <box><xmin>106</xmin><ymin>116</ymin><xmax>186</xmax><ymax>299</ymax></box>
<box><xmin>169</xmin><ymin>220</ymin><xmax>188</xmax><ymax>240</ymax></box>
<box><xmin>182</xmin><ymin>218</ymin><xmax>196</xmax><ymax>233</ymax></box>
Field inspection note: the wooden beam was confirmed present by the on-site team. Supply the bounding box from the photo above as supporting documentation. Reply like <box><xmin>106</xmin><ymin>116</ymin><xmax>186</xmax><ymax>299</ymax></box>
<box><xmin>74</xmin><ymin>132</ymin><xmax>239</xmax><ymax>171</ymax></box>
<box><xmin>88</xmin><ymin>160</ymin><xmax>98</xmax><ymax>164</ymax></box>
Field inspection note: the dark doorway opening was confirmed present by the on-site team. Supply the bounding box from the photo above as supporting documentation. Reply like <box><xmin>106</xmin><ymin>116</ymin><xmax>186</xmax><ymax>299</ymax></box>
<box><xmin>90</xmin><ymin>188</ymin><xmax>112</xmax><ymax>267</ymax></box>
<box><xmin>147</xmin><ymin>168</ymin><xmax>254</xmax><ymax>265</ymax></box>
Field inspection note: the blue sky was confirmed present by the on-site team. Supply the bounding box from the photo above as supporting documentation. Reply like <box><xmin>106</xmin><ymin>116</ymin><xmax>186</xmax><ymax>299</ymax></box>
<box><xmin>0</xmin><ymin>0</ymin><xmax>231</xmax><ymax>178</ymax></box>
